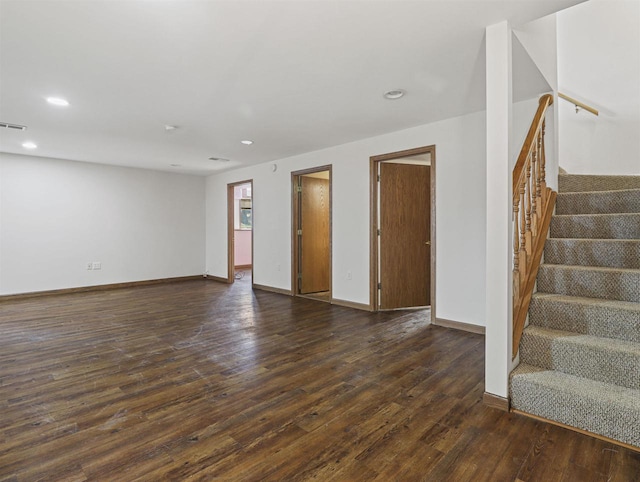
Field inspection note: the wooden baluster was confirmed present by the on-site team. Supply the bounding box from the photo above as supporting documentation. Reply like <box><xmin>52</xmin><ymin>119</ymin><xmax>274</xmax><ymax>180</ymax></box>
<box><xmin>513</xmin><ymin>198</ymin><xmax>520</xmax><ymax>271</ymax></box>
<box><xmin>531</xmin><ymin>148</ymin><xmax>538</xmax><ymax>236</ymax></box>
<box><xmin>513</xmin><ymin>195</ymin><xmax>521</xmax><ymax>308</ymax></box>
<box><xmin>524</xmin><ymin>159</ymin><xmax>532</xmax><ymax>256</ymax></box>
<box><xmin>540</xmin><ymin>120</ymin><xmax>547</xmax><ymax>194</ymax></box>
<box><xmin>536</xmin><ymin>132</ymin><xmax>543</xmax><ymax>222</ymax></box>
<box><xmin>519</xmin><ymin>180</ymin><xmax>527</xmax><ymax>290</ymax></box>
<box><xmin>540</xmin><ymin>120</ymin><xmax>547</xmax><ymax>185</ymax></box>
<box><xmin>536</xmin><ymin>131</ymin><xmax>542</xmax><ymax>202</ymax></box>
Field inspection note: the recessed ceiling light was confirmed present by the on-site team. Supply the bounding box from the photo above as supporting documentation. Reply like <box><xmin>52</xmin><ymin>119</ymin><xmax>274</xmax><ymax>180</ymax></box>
<box><xmin>46</xmin><ymin>97</ymin><xmax>69</xmax><ymax>107</ymax></box>
<box><xmin>383</xmin><ymin>90</ymin><xmax>405</xmax><ymax>100</ymax></box>
<box><xmin>209</xmin><ymin>157</ymin><xmax>230</xmax><ymax>162</ymax></box>
<box><xmin>22</xmin><ymin>141</ymin><xmax>37</xmax><ymax>149</ymax></box>
<box><xmin>240</xmin><ymin>140</ymin><xmax>253</xmax><ymax>145</ymax></box>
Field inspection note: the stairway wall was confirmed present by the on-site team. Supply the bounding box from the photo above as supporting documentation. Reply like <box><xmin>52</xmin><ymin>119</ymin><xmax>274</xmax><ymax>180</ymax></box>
<box><xmin>557</xmin><ymin>0</ymin><xmax>640</xmax><ymax>175</ymax></box>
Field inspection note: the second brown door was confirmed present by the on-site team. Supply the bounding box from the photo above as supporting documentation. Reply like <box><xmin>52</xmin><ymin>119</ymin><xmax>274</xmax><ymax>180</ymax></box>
<box><xmin>379</xmin><ymin>162</ymin><xmax>431</xmax><ymax>309</ymax></box>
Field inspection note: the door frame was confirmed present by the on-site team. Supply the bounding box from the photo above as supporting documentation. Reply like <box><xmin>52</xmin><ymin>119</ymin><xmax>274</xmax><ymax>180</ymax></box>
<box><xmin>291</xmin><ymin>165</ymin><xmax>333</xmax><ymax>298</ymax></box>
<box><xmin>227</xmin><ymin>179</ymin><xmax>254</xmax><ymax>285</ymax></box>
<box><xmin>369</xmin><ymin>145</ymin><xmax>436</xmax><ymax>322</ymax></box>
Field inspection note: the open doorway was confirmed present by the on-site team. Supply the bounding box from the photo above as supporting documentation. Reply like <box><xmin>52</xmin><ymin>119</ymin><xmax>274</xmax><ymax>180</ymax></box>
<box><xmin>370</xmin><ymin>146</ymin><xmax>435</xmax><ymax>321</ymax></box>
<box><xmin>227</xmin><ymin>180</ymin><xmax>253</xmax><ymax>284</ymax></box>
<box><xmin>291</xmin><ymin>166</ymin><xmax>332</xmax><ymax>302</ymax></box>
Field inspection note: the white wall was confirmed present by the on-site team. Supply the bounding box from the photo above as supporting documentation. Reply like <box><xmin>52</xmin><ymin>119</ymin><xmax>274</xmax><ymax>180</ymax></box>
<box><xmin>234</xmin><ymin>230</ymin><xmax>252</xmax><ymax>267</ymax></box>
<box><xmin>0</xmin><ymin>153</ymin><xmax>206</xmax><ymax>295</ymax></box>
<box><xmin>511</xmin><ymin>98</ymin><xmax>558</xmax><ymax>193</ymax></box>
<box><xmin>558</xmin><ymin>103</ymin><xmax>640</xmax><ymax>175</ymax></box>
<box><xmin>485</xmin><ymin>20</ymin><xmax>513</xmax><ymax>399</ymax></box>
<box><xmin>512</xmin><ymin>98</ymin><xmax>544</xmax><ymax>164</ymax></box>
<box><xmin>557</xmin><ymin>0</ymin><xmax>640</xmax><ymax>175</ymax></box>
<box><xmin>513</xmin><ymin>12</ymin><xmax>559</xmax><ymax>190</ymax></box>
<box><xmin>513</xmin><ymin>14</ymin><xmax>558</xmax><ymax>92</ymax></box>
<box><xmin>206</xmin><ymin>110</ymin><xmax>487</xmax><ymax>326</ymax></box>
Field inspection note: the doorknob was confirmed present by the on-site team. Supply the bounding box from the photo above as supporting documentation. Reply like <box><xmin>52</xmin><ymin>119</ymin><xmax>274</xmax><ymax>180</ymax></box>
<box><xmin>425</xmin><ymin>241</ymin><xmax>431</xmax><ymax>245</ymax></box>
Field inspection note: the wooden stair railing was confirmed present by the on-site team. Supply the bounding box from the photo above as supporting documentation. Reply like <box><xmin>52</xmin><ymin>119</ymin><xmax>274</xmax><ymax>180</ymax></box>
<box><xmin>512</xmin><ymin>94</ymin><xmax>557</xmax><ymax>358</ymax></box>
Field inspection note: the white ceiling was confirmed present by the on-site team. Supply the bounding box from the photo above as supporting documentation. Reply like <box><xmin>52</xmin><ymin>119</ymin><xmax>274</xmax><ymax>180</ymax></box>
<box><xmin>0</xmin><ymin>0</ymin><xmax>582</xmax><ymax>176</ymax></box>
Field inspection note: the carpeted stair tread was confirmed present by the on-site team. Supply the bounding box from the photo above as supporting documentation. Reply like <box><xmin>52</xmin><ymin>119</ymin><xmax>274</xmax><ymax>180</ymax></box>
<box><xmin>556</xmin><ymin>188</ymin><xmax>640</xmax><ymax>215</ymax></box>
<box><xmin>544</xmin><ymin>238</ymin><xmax>640</xmax><ymax>269</ymax></box>
<box><xmin>537</xmin><ymin>264</ymin><xmax>640</xmax><ymax>302</ymax></box>
<box><xmin>530</xmin><ymin>293</ymin><xmax>640</xmax><ymax>343</ymax></box>
<box><xmin>559</xmin><ymin>174</ymin><xmax>640</xmax><ymax>193</ymax></box>
<box><xmin>550</xmin><ymin>213</ymin><xmax>640</xmax><ymax>239</ymax></box>
<box><xmin>520</xmin><ymin>325</ymin><xmax>640</xmax><ymax>390</ymax></box>
<box><xmin>510</xmin><ymin>364</ymin><xmax>640</xmax><ymax>448</ymax></box>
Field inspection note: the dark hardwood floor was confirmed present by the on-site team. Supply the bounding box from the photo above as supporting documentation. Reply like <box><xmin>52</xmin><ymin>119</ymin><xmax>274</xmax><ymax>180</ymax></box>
<box><xmin>1</xmin><ymin>277</ymin><xmax>638</xmax><ymax>481</ymax></box>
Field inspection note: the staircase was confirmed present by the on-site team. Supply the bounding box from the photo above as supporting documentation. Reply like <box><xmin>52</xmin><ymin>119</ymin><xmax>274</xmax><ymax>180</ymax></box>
<box><xmin>510</xmin><ymin>173</ymin><xmax>640</xmax><ymax>449</ymax></box>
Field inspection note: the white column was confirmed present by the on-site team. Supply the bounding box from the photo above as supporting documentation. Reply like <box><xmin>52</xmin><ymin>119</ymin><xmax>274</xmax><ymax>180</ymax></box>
<box><xmin>485</xmin><ymin>21</ymin><xmax>513</xmax><ymax>398</ymax></box>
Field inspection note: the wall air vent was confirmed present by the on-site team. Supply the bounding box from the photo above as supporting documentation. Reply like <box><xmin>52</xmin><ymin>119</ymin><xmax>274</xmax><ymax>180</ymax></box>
<box><xmin>0</xmin><ymin>122</ymin><xmax>27</xmax><ymax>131</ymax></box>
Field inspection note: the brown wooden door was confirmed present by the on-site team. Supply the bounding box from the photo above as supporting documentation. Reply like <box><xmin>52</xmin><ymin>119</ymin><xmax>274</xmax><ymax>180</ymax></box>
<box><xmin>300</xmin><ymin>176</ymin><xmax>330</xmax><ymax>294</ymax></box>
<box><xmin>379</xmin><ymin>163</ymin><xmax>430</xmax><ymax>309</ymax></box>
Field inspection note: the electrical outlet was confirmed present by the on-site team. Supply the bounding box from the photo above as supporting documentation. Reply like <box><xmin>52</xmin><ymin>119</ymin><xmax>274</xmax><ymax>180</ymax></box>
<box><xmin>347</xmin><ymin>271</ymin><xmax>352</xmax><ymax>280</ymax></box>
<box><xmin>92</xmin><ymin>261</ymin><xmax>101</xmax><ymax>270</ymax></box>
<box><xmin>87</xmin><ymin>263</ymin><xmax>93</xmax><ymax>270</ymax></box>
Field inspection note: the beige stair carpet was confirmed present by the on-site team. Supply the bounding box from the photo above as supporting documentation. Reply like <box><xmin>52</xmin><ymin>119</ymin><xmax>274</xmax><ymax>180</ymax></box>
<box><xmin>510</xmin><ymin>174</ymin><xmax>640</xmax><ymax>449</ymax></box>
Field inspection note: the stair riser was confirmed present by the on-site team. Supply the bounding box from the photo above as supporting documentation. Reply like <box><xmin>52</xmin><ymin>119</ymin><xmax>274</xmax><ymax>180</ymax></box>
<box><xmin>556</xmin><ymin>190</ymin><xmax>640</xmax><ymax>215</ymax></box>
<box><xmin>537</xmin><ymin>266</ymin><xmax>640</xmax><ymax>302</ymax></box>
<box><xmin>520</xmin><ymin>331</ymin><xmax>640</xmax><ymax>390</ymax></box>
<box><xmin>529</xmin><ymin>297</ymin><xmax>640</xmax><ymax>343</ymax></box>
<box><xmin>559</xmin><ymin>175</ymin><xmax>640</xmax><ymax>193</ymax></box>
<box><xmin>544</xmin><ymin>239</ymin><xmax>640</xmax><ymax>269</ymax></box>
<box><xmin>550</xmin><ymin>214</ymin><xmax>640</xmax><ymax>239</ymax></box>
<box><xmin>510</xmin><ymin>372</ymin><xmax>640</xmax><ymax>448</ymax></box>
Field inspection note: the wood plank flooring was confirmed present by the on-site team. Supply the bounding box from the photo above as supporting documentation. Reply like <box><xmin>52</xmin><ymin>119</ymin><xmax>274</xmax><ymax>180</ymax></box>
<box><xmin>1</xmin><ymin>277</ymin><xmax>639</xmax><ymax>481</ymax></box>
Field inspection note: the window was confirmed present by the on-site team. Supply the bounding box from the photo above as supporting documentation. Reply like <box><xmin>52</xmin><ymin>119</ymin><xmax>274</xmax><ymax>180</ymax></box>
<box><xmin>239</xmin><ymin>199</ymin><xmax>252</xmax><ymax>230</ymax></box>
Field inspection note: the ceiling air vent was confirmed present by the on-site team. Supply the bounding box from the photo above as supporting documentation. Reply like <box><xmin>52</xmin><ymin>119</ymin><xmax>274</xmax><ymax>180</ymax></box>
<box><xmin>0</xmin><ymin>122</ymin><xmax>27</xmax><ymax>131</ymax></box>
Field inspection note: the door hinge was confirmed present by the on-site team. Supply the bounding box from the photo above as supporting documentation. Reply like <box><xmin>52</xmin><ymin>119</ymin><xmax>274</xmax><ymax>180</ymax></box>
<box><xmin>296</xmin><ymin>185</ymin><xmax>302</xmax><ymax>193</ymax></box>
<box><xmin>298</xmin><ymin>273</ymin><xmax>302</xmax><ymax>279</ymax></box>
<box><xmin>377</xmin><ymin>174</ymin><xmax>380</xmax><ymax>182</ymax></box>
<box><xmin>297</xmin><ymin>229</ymin><xmax>302</xmax><ymax>236</ymax></box>
<box><xmin>377</xmin><ymin>229</ymin><xmax>381</xmax><ymax>236</ymax></box>
<box><xmin>377</xmin><ymin>282</ymin><xmax>381</xmax><ymax>290</ymax></box>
